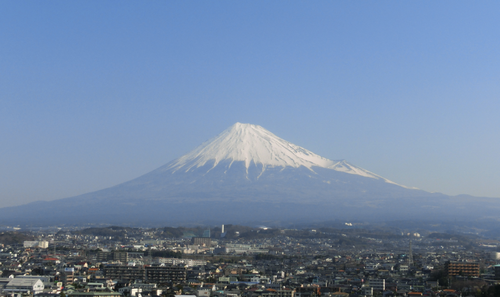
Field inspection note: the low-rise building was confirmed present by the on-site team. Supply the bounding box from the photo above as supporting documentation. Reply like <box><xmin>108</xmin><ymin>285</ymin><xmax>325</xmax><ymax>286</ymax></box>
<box><xmin>4</xmin><ymin>277</ymin><xmax>44</xmax><ymax>295</ymax></box>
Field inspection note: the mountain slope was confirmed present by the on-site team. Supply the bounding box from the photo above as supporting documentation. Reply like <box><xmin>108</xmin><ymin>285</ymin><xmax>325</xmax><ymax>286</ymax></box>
<box><xmin>0</xmin><ymin>122</ymin><xmax>498</xmax><ymax>226</ymax></box>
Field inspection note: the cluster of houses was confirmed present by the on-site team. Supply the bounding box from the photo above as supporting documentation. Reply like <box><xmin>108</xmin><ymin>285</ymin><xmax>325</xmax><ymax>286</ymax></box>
<box><xmin>0</xmin><ymin>226</ymin><xmax>499</xmax><ymax>297</ymax></box>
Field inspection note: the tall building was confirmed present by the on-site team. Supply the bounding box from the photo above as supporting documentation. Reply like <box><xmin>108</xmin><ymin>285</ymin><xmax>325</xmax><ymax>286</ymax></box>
<box><xmin>192</xmin><ymin>237</ymin><xmax>211</xmax><ymax>246</ymax></box>
<box><xmin>145</xmin><ymin>265</ymin><xmax>187</xmax><ymax>284</ymax></box>
<box><xmin>113</xmin><ymin>251</ymin><xmax>128</xmax><ymax>262</ymax></box>
<box><xmin>445</xmin><ymin>261</ymin><xmax>480</xmax><ymax>277</ymax></box>
<box><xmin>62</xmin><ymin>268</ymin><xmax>75</xmax><ymax>285</ymax></box>
<box><xmin>221</xmin><ymin>224</ymin><xmax>226</xmax><ymax>238</ymax></box>
<box><xmin>494</xmin><ymin>265</ymin><xmax>500</xmax><ymax>279</ymax></box>
<box><xmin>103</xmin><ymin>265</ymin><xmax>146</xmax><ymax>282</ymax></box>
<box><xmin>97</xmin><ymin>251</ymin><xmax>129</xmax><ymax>263</ymax></box>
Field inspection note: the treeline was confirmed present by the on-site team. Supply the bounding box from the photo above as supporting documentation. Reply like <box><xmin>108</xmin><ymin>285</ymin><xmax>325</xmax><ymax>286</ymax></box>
<box><xmin>150</xmin><ymin>250</ymin><xmax>182</xmax><ymax>258</ymax></box>
<box><xmin>66</xmin><ymin>224</ymin><xmax>409</xmax><ymax>241</ymax></box>
<box><xmin>0</xmin><ymin>231</ymin><xmax>34</xmax><ymax>244</ymax></box>
<box><xmin>69</xmin><ymin>226</ymin><xmax>142</xmax><ymax>238</ymax></box>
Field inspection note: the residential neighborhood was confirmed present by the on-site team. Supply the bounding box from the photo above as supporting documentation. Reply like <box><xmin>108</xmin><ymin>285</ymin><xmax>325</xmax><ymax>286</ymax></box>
<box><xmin>0</xmin><ymin>225</ymin><xmax>500</xmax><ymax>297</ymax></box>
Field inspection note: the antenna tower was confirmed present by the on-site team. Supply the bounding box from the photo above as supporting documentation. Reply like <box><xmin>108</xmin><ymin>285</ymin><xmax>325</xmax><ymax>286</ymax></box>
<box><xmin>408</xmin><ymin>237</ymin><xmax>414</xmax><ymax>266</ymax></box>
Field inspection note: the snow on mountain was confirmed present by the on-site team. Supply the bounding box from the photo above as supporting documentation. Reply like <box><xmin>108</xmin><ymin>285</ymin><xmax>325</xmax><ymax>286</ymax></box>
<box><xmin>166</xmin><ymin>122</ymin><xmax>412</xmax><ymax>188</ymax></box>
<box><xmin>329</xmin><ymin>160</ymin><xmax>417</xmax><ymax>189</ymax></box>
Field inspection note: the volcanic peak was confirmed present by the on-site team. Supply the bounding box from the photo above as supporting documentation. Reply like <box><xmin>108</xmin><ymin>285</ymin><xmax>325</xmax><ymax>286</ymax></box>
<box><xmin>167</xmin><ymin>122</ymin><xmax>335</xmax><ymax>171</ymax></box>
<box><xmin>160</xmin><ymin>122</ymin><xmax>408</xmax><ymax>188</ymax></box>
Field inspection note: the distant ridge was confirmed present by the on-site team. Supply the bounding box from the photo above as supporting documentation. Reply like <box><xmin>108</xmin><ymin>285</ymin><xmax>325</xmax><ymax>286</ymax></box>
<box><xmin>0</xmin><ymin>122</ymin><xmax>498</xmax><ymax>226</ymax></box>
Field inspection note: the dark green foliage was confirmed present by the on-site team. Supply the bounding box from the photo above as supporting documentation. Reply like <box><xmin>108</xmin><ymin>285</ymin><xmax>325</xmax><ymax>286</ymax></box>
<box><xmin>255</xmin><ymin>254</ymin><xmax>279</xmax><ymax>260</ymax></box>
<box><xmin>151</xmin><ymin>250</ymin><xmax>182</xmax><ymax>258</ymax></box>
<box><xmin>0</xmin><ymin>231</ymin><xmax>34</xmax><ymax>244</ymax></box>
<box><xmin>429</xmin><ymin>269</ymin><xmax>448</xmax><ymax>288</ymax></box>
<box><xmin>482</xmin><ymin>284</ymin><xmax>500</xmax><ymax>297</ymax></box>
<box><xmin>71</xmin><ymin>226</ymin><xmax>141</xmax><ymax>237</ymax></box>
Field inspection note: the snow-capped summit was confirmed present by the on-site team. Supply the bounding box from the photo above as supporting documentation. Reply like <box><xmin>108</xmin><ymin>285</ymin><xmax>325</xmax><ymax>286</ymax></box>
<box><xmin>167</xmin><ymin>122</ymin><xmax>335</xmax><ymax>171</ymax></box>
<box><xmin>166</xmin><ymin>122</ymin><xmax>407</xmax><ymax>187</ymax></box>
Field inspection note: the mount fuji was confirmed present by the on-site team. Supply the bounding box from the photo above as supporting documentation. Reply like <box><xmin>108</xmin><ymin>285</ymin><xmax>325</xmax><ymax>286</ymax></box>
<box><xmin>166</xmin><ymin>123</ymin><xmax>407</xmax><ymax>186</ymax></box>
<box><xmin>1</xmin><ymin>122</ymin><xmax>499</xmax><ymax>226</ymax></box>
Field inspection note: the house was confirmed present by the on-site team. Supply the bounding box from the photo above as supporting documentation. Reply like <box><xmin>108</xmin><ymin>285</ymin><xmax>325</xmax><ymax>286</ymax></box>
<box><xmin>4</xmin><ymin>277</ymin><xmax>44</xmax><ymax>295</ymax></box>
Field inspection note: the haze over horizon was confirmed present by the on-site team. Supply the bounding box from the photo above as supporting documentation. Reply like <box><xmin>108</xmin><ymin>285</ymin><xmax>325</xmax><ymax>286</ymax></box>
<box><xmin>1</xmin><ymin>1</ymin><xmax>500</xmax><ymax>208</ymax></box>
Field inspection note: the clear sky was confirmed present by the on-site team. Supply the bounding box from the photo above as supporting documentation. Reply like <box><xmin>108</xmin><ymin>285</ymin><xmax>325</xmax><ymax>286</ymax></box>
<box><xmin>1</xmin><ymin>1</ymin><xmax>499</xmax><ymax>207</ymax></box>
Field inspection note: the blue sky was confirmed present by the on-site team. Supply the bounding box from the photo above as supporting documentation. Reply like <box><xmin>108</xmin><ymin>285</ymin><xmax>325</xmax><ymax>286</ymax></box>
<box><xmin>1</xmin><ymin>1</ymin><xmax>499</xmax><ymax>207</ymax></box>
